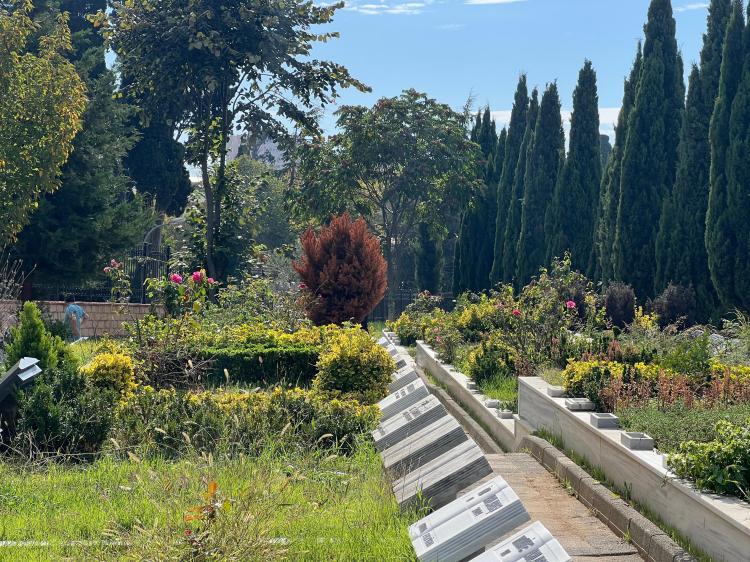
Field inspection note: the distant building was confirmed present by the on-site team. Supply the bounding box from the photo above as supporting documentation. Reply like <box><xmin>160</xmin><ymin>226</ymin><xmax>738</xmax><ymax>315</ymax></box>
<box><xmin>227</xmin><ymin>134</ymin><xmax>285</xmax><ymax>169</ymax></box>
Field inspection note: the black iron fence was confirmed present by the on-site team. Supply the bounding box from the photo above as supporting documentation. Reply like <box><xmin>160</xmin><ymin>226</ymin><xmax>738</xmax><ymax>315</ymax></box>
<box><xmin>366</xmin><ymin>290</ymin><xmax>457</xmax><ymax>322</ymax></box>
<box><xmin>31</xmin><ymin>245</ymin><xmax>171</xmax><ymax>304</ymax></box>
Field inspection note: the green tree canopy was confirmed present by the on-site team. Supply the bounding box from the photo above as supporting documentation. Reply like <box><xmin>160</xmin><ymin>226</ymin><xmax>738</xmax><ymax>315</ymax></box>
<box><xmin>545</xmin><ymin>60</ymin><xmax>602</xmax><ymax>275</ymax></box>
<box><xmin>516</xmin><ymin>82</ymin><xmax>565</xmax><ymax>288</ymax></box>
<box><xmin>614</xmin><ymin>0</ymin><xmax>685</xmax><ymax>301</ymax></box>
<box><xmin>95</xmin><ymin>0</ymin><xmax>369</xmax><ymax>283</ymax></box>
<box><xmin>490</xmin><ymin>75</ymin><xmax>529</xmax><ymax>286</ymax></box>
<box><xmin>294</xmin><ymin>89</ymin><xmax>481</xmax><ymax>317</ymax></box>
<box><xmin>0</xmin><ymin>2</ymin><xmax>86</xmax><ymax>244</ymax></box>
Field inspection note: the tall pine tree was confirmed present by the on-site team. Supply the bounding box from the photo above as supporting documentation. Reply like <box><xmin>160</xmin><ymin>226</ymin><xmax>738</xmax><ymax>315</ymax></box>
<box><xmin>655</xmin><ymin>0</ymin><xmax>730</xmax><ymax>322</ymax></box>
<box><xmin>502</xmin><ymin>88</ymin><xmax>539</xmax><ymax>283</ymax></box>
<box><xmin>614</xmin><ymin>0</ymin><xmax>684</xmax><ymax>301</ymax></box>
<box><xmin>707</xmin><ymin>0</ymin><xmax>747</xmax><ymax>309</ymax></box>
<box><xmin>595</xmin><ymin>42</ymin><xmax>642</xmax><ymax>284</ymax></box>
<box><xmin>453</xmin><ymin>109</ymin><xmax>500</xmax><ymax>293</ymax></box>
<box><xmin>724</xmin><ymin>3</ymin><xmax>750</xmax><ymax>310</ymax></box>
<box><xmin>545</xmin><ymin>60</ymin><xmax>602</xmax><ymax>273</ymax></box>
<box><xmin>600</xmin><ymin>135</ymin><xmax>612</xmax><ymax>169</ymax></box>
<box><xmin>490</xmin><ymin>76</ymin><xmax>528</xmax><ymax>286</ymax></box>
<box><xmin>415</xmin><ymin>222</ymin><xmax>444</xmax><ymax>294</ymax></box>
<box><xmin>515</xmin><ymin>82</ymin><xmax>565</xmax><ymax>288</ymax></box>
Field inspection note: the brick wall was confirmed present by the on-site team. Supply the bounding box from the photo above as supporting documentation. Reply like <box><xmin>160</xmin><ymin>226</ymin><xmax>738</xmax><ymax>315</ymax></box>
<box><xmin>4</xmin><ymin>301</ymin><xmax>163</xmax><ymax>338</ymax></box>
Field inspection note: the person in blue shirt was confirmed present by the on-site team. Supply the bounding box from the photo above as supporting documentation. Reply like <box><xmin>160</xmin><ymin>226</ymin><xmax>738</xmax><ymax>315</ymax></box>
<box><xmin>63</xmin><ymin>295</ymin><xmax>89</xmax><ymax>341</ymax></box>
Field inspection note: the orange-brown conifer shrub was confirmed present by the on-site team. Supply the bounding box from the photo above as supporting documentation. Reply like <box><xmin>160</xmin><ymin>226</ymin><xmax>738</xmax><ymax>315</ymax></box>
<box><xmin>293</xmin><ymin>213</ymin><xmax>387</xmax><ymax>326</ymax></box>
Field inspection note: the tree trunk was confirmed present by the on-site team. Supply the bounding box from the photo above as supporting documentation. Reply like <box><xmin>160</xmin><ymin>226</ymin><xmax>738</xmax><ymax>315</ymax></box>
<box><xmin>202</xmin><ymin>156</ymin><xmax>217</xmax><ymax>282</ymax></box>
<box><xmin>384</xmin><ymin>232</ymin><xmax>396</xmax><ymax>321</ymax></box>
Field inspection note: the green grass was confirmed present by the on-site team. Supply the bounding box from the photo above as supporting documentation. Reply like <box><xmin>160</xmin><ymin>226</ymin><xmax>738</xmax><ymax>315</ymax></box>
<box><xmin>68</xmin><ymin>337</ymin><xmax>100</xmax><ymax>365</ymax></box>
<box><xmin>369</xmin><ymin>321</ymin><xmax>386</xmax><ymax>340</ymax></box>
<box><xmin>617</xmin><ymin>401</ymin><xmax>750</xmax><ymax>454</ymax></box>
<box><xmin>0</xmin><ymin>444</ymin><xmax>419</xmax><ymax>561</ymax></box>
<box><xmin>537</xmin><ymin>364</ymin><xmax>564</xmax><ymax>386</ymax></box>
<box><xmin>477</xmin><ymin>376</ymin><xmax>518</xmax><ymax>407</ymax></box>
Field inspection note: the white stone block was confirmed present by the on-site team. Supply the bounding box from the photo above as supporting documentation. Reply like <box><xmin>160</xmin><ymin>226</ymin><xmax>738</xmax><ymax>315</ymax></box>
<box><xmin>620</xmin><ymin>432</ymin><xmax>654</xmax><ymax>451</ymax></box>
<box><xmin>564</xmin><ymin>398</ymin><xmax>595</xmax><ymax>411</ymax></box>
<box><xmin>382</xmin><ymin>415</ymin><xmax>466</xmax><ymax>473</ymax></box>
<box><xmin>410</xmin><ymin>476</ymin><xmax>530</xmax><ymax>562</ymax></box>
<box><xmin>469</xmin><ymin>521</ymin><xmax>572</xmax><ymax>562</ymax></box>
<box><xmin>546</xmin><ymin>386</ymin><xmax>565</xmax><ymax>397</ymax></box>
<box><xmin>589</xmin><ymin>413</ymin><xmax>619</xmax><ymax>429</ymax></box>
<box><xmin>374</xmin><ymin>395</ymin><xmax>448</xmax><ymax>451</ymax></box>
<box><xmin>377</xmin><ymin>379</ymin><xmax>429</xmax><ymax>422</ymax></box>
<box><xmin>389</xmin><ymin>366</ymin><xmax>420</xmax><ymax>393</ymax></box>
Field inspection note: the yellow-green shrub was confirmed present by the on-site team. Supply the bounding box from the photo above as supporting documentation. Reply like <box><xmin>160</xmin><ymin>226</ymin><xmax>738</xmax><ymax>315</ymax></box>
<box><xmin>466</xmin><ymin>333</ymin><xmax>517</xmax><ymax>386</ymax></box>
<box><xmin>314</xmin><ymin>327</ymin><xmax>395</xmax><ymax>404</ymax></box>
<box><xmin>81</xmin><ymin>352</ymin><xmax>135</xmax><ymax>393</ymax></box>
<box><xmin>387</xmin><ymin>313</ymin><xmax>421</xmax><ymax>346</ymax></box>
<box><xmin>454</xmin><ymin>296</ymin><xmax>501</xmax><ymax>340</ymax></box>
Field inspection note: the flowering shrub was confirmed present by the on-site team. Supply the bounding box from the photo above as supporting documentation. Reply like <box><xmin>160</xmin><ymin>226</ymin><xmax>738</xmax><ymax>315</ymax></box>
<box><xmin>81</xmin><ymin>352</ymin><xmax>135</xmax><ymax>393</ymax></box>
<box><xmin>314</xmin><ymin>325</ymin><xmax>395</xmax><ymax>404</ymax></box>
<box><xmin>145</xmin><ymin>269</ymin><xmax>214</xmax><ymax>317</ymax></box>
<box><xmin>389</xmin><ymin>313</ymin><xmax>422</xmax><ymax>346</ymax></box>
<box><xmin>112</xmin><ymin>386</ymin><xmax>380</xmax><ymax>457</ymax></box>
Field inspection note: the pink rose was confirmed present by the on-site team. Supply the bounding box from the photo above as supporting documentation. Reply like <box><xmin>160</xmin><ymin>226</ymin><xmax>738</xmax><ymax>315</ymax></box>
<box><xmin>436</xmin><ymin>337</ymin><xmax>441</xmax><ymax>343</ymax></box>
<box><xmin>170</xmin><ymin>274</ymin><xmax>183</xmax><ymax>284</ymax></box>
<box><xmin>566</xmin><ymin>301</ymin><xmax>576</xmax><ymax>309</ymax></box>
<box><xmin>513</xmin><ymin>310</ymin><xmax>521</xmax><ymax>316</ymax></box>
<box><xmin>191</xmin><ymin>271</ymin><xmax>204</xmax><ymax>283</ymax></box>
<box><xmin>434</xmin><ymin>328</ymin><xmax>439</xmax><ymax>333</ymax></box>
<box><xmin>104</xmin><ymin>267</ymin><xmax>110</xmax><ymax>274</ymax></box>
<box><xmin>207</xmin><ymin>278</ymin><xmax>214</xmax><ymax>284</ymax></box>
<box><xmin>299</xmin><ymin>283</ymin><xmax>307</xmax><ymax>289</ymax></box>
<box><xmin>494</xmin><ymin>303</ymin><xmax>500</xmax><ymax>309</ymax></box>
<box><xmin>110</xmin><ymin>259</ymin><xmax>117</xmax><ymax>267</ymax></box>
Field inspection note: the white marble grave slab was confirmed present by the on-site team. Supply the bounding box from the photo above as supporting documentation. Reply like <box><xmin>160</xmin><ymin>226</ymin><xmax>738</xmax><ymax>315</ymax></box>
<box><xmin>393</xmin><ymin>439</ymin><xmax>492</xmax><ymax>510</ymax></box>
<box><xmin>468</xmin><ymin>521</ymin><xmax>571</xmax><ymax>562</ymax></box>
<box><xmin>374</xmin><ymin>395</ymin><xmax>448</xmax><ymax>451</ymax></box>
<box><xmin>377</xmin><ymin>379</ymin><xmax>429</xmax><ymax>422</ymax></box>
<box><xmin>381</xmin><ymin>415</ymin><xmax>465</xmax><ymax>472</ymax></box>
<box><xmin>389</xmin><ymin>366</ymin><xmax>420</xmax><ymax>393</ymax></box>
<box><xmin>411</xmin><ymin>477</ymin><xmax>530</xmax><ymax>562</ymax></box>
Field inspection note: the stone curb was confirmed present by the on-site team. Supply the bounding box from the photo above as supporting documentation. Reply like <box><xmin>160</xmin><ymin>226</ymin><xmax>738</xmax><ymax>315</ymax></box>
<box><xmin>519</xmin><ymin>436</ymin><xmax>697</xmax><ymax>562</ymax></box>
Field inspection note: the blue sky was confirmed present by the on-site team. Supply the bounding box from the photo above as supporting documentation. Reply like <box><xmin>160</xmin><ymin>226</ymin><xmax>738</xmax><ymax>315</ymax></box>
<box><xmin>311</xmin><ymin>0</ymin><xmax>713</xmax><ymax>141</ymax></box>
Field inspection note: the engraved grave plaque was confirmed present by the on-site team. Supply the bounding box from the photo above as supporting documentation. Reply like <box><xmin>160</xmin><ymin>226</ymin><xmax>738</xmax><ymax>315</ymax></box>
<box><xmin>389</xmin><ymin>366</ymin><xmax>420</xmax><ymax>393</ymax></box>
<box><xmin>374</xmin><ymin>395</ymin><xmax>448</xmax><ymax>451</ymax></box>
<box><xmin>469</xmin><ymin>521</ymin><xmax>572</xmax><ymax>562</ymax></box>
<box><xmin>377</xmin><ymin>379</ymin><xmax>429</xmax><ymax>422</ymax></box>
<box><xmin>381</xmin><ymin>414</ymin><xmax>465</xmax><ymax>472</ymax></box>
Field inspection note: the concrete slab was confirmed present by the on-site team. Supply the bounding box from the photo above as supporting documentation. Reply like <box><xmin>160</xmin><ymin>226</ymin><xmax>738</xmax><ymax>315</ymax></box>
<box><xmin>456</xmin><ymin>453</ymin><xmax>643</xmax><ymax>562</ymax></box>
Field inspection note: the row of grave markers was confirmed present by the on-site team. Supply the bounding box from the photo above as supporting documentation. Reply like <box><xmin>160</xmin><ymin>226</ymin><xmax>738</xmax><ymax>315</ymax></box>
<box><xmin>375</xmin><ymin>334</ymin><xmax>572</xmax><ymax>562</ymax></box>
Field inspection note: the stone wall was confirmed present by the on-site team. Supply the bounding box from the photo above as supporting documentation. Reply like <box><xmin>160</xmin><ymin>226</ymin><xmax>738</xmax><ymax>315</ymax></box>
<box><xmin>4</xmin><ymin>301</ymin><xmax>162</xmax><ymax>338</ymax></box>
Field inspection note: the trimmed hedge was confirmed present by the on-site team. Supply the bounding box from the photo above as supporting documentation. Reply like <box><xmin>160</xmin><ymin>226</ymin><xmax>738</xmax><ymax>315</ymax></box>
<box><xmin>199</xmin><ymin>343</ymin><xmax>320</xmax><ymax>387</ymax></box>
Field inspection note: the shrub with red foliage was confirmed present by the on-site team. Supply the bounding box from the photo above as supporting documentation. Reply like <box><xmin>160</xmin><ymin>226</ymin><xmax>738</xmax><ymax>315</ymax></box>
<box><xmin>293</xmin><ymin>212</ymin><xmax>387</xmax><ymax>326</ymax></box>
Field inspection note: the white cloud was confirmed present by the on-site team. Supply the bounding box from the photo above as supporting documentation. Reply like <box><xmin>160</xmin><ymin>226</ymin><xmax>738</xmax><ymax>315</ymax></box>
<box><xmin>465</xmin><ymin>0</ymin><xmax>526</xmax><ymax>4</ymax></box>
<box><xmin>675</xmin><ymin>3</ymin><xmax>709</xmax><ymax>12</ymax></box>
<box><xmin>346</xmin><ymin>0</ymin><xmax>432</xmax><ymax>15</ymax></box>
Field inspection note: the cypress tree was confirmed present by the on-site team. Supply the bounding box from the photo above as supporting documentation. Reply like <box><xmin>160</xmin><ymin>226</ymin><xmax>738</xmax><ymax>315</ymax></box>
<box><xmin>614</xmin><ymin>0</ymin><xmax>685</xmax><ymax>301</ymax></box>
<box><xmin>600</xmin><ymin>135</ymin><xmax>612</xmax><ymax>169</ymax></box>
<box><xmin>516</xmin><ymin>82</ymin><xmax>565</xmax><ymax>287</ymax></box>
<box><xmin>502</xmin><ymin>88</ymin><xmax>539</xmax><ymax>283</ymax></box>
<box><xmin>595</xmin><ymin>42</ymin><xmax>643</xmax><ymax>283</ymax></box>
<box><xmin>707</xmin><ymin>0</ymin><xmax>747</xmax><ymax>309</ymax></box>
<box><xmin>474</xmin><ymin>127</ymin><xmax>506</xmax><ymax>290</ymax></box>
<box><xmin>725</xmin><ymin>6</ymin><xmax>750</xmax><ymax>310</ymax></box>
<box><xmin>489</xmin><ymin>75</ymin><xmax>529</xmax><ymax>286</ymax></box>
<box><xmin>545</xmin><ymin>61</ymin><xmax>602</xmax><ymax>272</ymax></box>
<box><xmin>655</xmin><ymin>0</ymin><xmax>731</xmax><ymax>322</ymax></box>
<box><xmin>415</xmin><ymin>222</ymin><xmax>444</xmax><ymax>294</ymax></box>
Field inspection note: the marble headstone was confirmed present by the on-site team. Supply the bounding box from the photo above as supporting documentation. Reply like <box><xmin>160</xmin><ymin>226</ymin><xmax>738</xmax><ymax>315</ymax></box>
<box><xmin>393</xmin><ymin>439</ymin><xmax>492</xmax><ymax>510</ymax></box>
<box><xmin>468</xmin><ymin>521</ymin><xmax>571</xmax><ymax>562</ymax></box>
<box><xmin>374</xmin><ymin>395</ymin><xmax>448</xmax><ymax>451</ymax></box>
<box><xmin>388</xmin><ymin>366</ymin><xmax>420</xmax><ymax>393</ymax></box>
<box><xmin>410</xmin><ymin>476</ymin><xmax>530</xmax><ymax>562</ymax></box>
<box><xmin>381</xmin><ymin>415</ymin><xmax>466</xmax><ymax>472</ymax></box>
<box><xmin>377</xmin><ymin>379</ymin><xmax>430</xmax><ymax>422</ymax></box>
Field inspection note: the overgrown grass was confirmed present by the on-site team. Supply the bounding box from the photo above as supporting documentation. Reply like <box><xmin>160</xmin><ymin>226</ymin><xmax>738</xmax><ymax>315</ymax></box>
<box><xmin>477</xmin><ymin>376</ymin><xmax>517</xmax><ymax>407</ymax></box>
<box><xmin>0</xmin><ymin>443</ymin><xmax>418</xmax><ymax>561</ymax></box>
<box><xmin>537</xmin><ymin>364</ymin><xmax>564</xmax><ymax>386</ymax></box>
<box><xmin>534</xmin><ymin>428</ymin><xmax>713</xmax><ymax>562</ymax></box>
<box><xmin>617</xmin><ymin>401</ymin><xmax>750</xmax><ymax>454</ymax></box>
<box><xmin>369</xmin><ymin>321</ymin><xmax>386</xmax><ymax>340</ymax></box>
<box><xmin>68</xmin><ymin>337</ymin><xmax>100</xmax><ymax>365</ymax></box>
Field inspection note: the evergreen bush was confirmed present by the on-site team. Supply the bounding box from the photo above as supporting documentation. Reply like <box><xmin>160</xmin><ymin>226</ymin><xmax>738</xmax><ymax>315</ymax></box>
<box><xmin>604</xmin><ymin>282</ymin><xmax>636</xmax><ymax>328</ymax></box>
<box><xmin>314</xmin><ymin>327</ymin><xmax>395</xmax><ymax>404</ymax></box>
<box><xmin>80</xmin><ymin>353</ymin><xmax>135</xmax><ymax>393</ymax></box>
<box><xmin>6</xmin><ymin>302</ymin><xmax>73</xmax><ymax>372</ymax></box>
<box><xmin>293</xmin><ymin>212</ymin><xmax>387</xmax><ymax>326</ymax></box>
<box><xmin>466</xmin><ymin>334</ymin><xmax>517</xmax><ymax>387</ymax></box>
